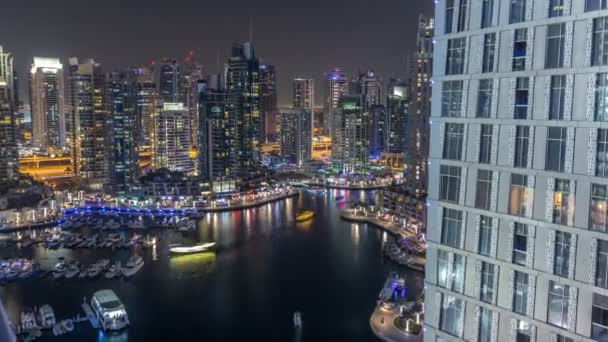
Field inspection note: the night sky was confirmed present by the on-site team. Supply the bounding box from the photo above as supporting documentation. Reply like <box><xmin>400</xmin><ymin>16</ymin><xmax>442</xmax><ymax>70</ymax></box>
<box><xmin>1</xmin><ymin>0</ymin><xmax>433</xmax><ymax>106</ymax></box>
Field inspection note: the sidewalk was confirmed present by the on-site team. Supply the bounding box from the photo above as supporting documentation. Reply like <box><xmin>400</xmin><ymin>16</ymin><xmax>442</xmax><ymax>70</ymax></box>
<box><xmin>369</xmin><ymin>305</ymin><xmax>423</xmax><ymax>342</ymax></box>
<box><xmin>339</xmin><ymin>209</ymin><xmax>413</xmax><ymax>237</ymax></box>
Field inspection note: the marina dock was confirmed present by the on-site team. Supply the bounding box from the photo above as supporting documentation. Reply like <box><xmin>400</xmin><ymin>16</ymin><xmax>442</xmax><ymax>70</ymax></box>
<box><xmin>81</xmin><ymin>302</ymin><xmax>99</xmax><ymax>328</ymax></box>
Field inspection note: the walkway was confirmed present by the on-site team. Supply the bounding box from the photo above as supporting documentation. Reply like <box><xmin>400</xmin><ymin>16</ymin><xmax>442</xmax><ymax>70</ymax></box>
<box><xmin>369</xmin><ymin>305</ymin><xmax>422</xmax><ymax>342</ymax></box>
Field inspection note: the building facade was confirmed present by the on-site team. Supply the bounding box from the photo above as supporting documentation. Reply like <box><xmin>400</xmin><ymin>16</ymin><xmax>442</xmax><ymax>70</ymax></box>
<box><xmin>68</xmin><ymin>58</ymin><xmax>108</xmax><ymax>188</ymax></box>
<box><xmin>279</xmin><ymin>108</ymin><xmax>312</xmax><ymax>166</ymax></box>
<box><xmin>153</xmin><ymin>102</ymin><xmax>193</xmax><ymax>173</ymax></box>
<box><xmin>133</xmin><ymin>66</ymin><xmax>157</xmax><ymax>147</ymax></box>
<box><xmin>159</xmin><ymin>59</ymin><xmax>182</xmax><ymax>103</ymax></box>
<box><xmin>259</xmin><ymin>64</ymin><xmax>278</xmax><ymax>143</ymax></box>
<box><xmin>324</xmin><ymin>68</ymin><xmax>348</xmax><ymax>137</ymax></box>
<box><xmin>369</xmin><ymin>105</ymin><xmax>386</xmax><ymax>157</ymax></box>
<box><xmin>331</xmin><ymin>96</ymin><xmax>368</xmax><ymax>173</ymax></box>
<box><xmin>385</xmin><ymin>79</ymin><xmax>409</xmax><ymax>155</ymax></box>
<box><xmin>0</xmin><ymin>46</ymin><xmax>17</xmax><ymax>183</ymax></box>
<box><xmin>29</xmin><ymin>57</ymin><xmax>65</xmax><ymax>153</ymax></box>
<box><xmin>426</xmin><ymin>1</ymin><xmax>608</xmax><ymax>342</ymax></box>
<box><xmin>293</xmin><ymin>78</ymin><xmax>315</xmax><ymax>112</ymax></box>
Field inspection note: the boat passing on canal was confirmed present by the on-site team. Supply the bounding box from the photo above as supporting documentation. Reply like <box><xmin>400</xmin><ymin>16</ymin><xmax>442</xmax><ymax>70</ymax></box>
<box><xmin>169</xmin><ymin>242</ymin><xmax>216</xmax><ymax>254</ymax></box>
<box><xmin>91</xmin><ymin>289</ymin><xmax>129</xmax><ymax>331</ymax></box>
<box><xmin>295</xmin><ymin>210</ymin><xmax>315</xmax><ymax>222</ymax></box>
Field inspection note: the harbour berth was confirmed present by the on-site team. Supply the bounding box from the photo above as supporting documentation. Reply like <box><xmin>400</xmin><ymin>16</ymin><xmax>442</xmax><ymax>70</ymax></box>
<box><xmin>91</xmin><ymin>290</ymin><xmax>129</xmax><ymax>331</ymax></box>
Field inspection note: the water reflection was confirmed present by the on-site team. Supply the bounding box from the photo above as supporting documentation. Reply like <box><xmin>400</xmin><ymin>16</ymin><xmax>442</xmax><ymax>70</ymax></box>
<box><xmin>168</xmin><ymin>252</ymin><xmax>216</xmax><ymax>279</ymax></box>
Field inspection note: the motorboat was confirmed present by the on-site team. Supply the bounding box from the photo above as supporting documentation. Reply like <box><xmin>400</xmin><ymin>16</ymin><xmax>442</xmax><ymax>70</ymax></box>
<box><xmin>87</xmin><ymin>265</ymin><xmax>102</xmax><ymax>278</ymax></box>
<box><xmin>64</xmin><ymin>265</ymin><xmax>80</xmax><ymax>279</ymax></box>
<box><xmin>38</xmin><ymin>305</ymin><xmax>56</xmax><ymax>328</ymax></box>
<box><xmin>61</xmin><ymin>319</ymin><xmax>74</xmax><ymax>332</ymax></box>
<box><xmin>121</xmin><ymin>256</ymin><xmax>144</xmax><ymax>277</ymax></box>
<box><xmin>21</xmin><ymin>310</ymin><xmax>38</xmax><ymax>331</ymax></box>
<box><xmin>5</xmin><ymin>269</ymin><xmax>20</xmax><ymax>281</ymax></box>
<box><xmin>178</xmin><ymin>220</ymin><xmax>196</xmax><ymax>232</ymax></box>
<box><xmin>91</xmin><ymin>289</ymin><xmax>129</xmax><ymax>331</ymax></box>
<box><xmin>105</xmin><ymin>263</ymin><xmax>121</xmax><ymax>279</ymax></box>
<box><xmin>169</xmin><ymin>242</ymin><xmax>216</xmax><ymax>255</ymax></box>
<box><xmin>295</xmin><ymin>210</ymin><xmax>315</xmax><ymax>222</ymax></box>
<box><xmin>97</xmin><ymin>259</ymin><xmax>110</xmax><ymax>270</ymax></box>
<box><xmin>52</xmin><ymin>262</ymin><xmax>67</xmax><ymax>279</ymax></box>
<box><xmin>18</xmin><ymin>268</ymin><xmax>35</xmax><ymax>279</ymax></box>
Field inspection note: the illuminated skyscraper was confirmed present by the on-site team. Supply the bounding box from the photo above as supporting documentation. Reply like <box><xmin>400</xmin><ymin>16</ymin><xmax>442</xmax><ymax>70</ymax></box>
<box><xmin>106</xmin><ymin>70</ymin><xmax>140</xmax><ymax>193</ymax></box>
<box><xmin>182</xmin><ymin>61</ymin><xmax>205</xmax><ymax>150</ymax></box>
<box><xmin>225</xmin><ymin>41</ymin><xmax>261</xmax><ymax>172</ymax></box>
<box><xmin>360</xmin><ymin>70</ymin><xmax>383</xmax><ymax>109</ymax></box>
<box><xmin>132</xmin><ymin>66</ymin><xmax>157</xmax><ymax>146</ymax></box>
<box><xmin>368</xmin><ymin>105</ymin><xmax>386</xmax><ymax>157</ymax></box>
<box><xmin>29</xmin><ymin>57</ymin><xmax>65</xmax><ymax>153</ymax></box>
<box><xmin>385</xmin><ymin>79</ymin><xmax>409</xmax><ymax>154</ymax></box>
<box><xmin>153</xmin><ymin>102</ymin><xmax>193</xmax><ymax>173</ymax></box>
<box><xmin>68</xmin><ymin>58</ymin><xmax>108</xmax><ymax>188</ymax></box>
<box><xmin>279</xmin><ymin>108</ymin><xmax>312</xmax><ymax>166</ymax></box>
<box><xmin>331</xmin><ymin>96</ymin><xmax>368</xmax><ymax>173</ymax></box>
<box><xmin>159</xmin><ymin>59</ymin><xmax>182</xmax><ymax>103</ymax></box>
<box><xmin>198</xmin><ymin>75</ymin><xmax>237</xmax><ymax>191</ymax></box>
<box><xmin>323</xmin><ymin>68</ymin><xmax>348</xmax><ymax>137</ymax></box>
<box><xmin>0</xmin><ymin>45</ymin><xmax>18</xmax><ymax>183</ymax></box>
<box><xmin>293</xmin><ymin>78</ymin><xmax>315</xmax><ymax>112</ymax></box>
<box><xmin>259</xmin><ymin>64</ymin><xmax>277</xmax><ymax>143</ymax></box>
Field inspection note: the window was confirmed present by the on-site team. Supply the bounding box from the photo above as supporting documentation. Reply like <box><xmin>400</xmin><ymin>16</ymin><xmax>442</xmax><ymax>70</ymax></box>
<box><xmin>514</xmin><ymin>77</ymin><xmax>530</xmax><ymax>119</ymax></box>
<box><xmin>595</xmin><ymin>73</ymin><xmax>608</xmax><ymax>121</ymax></box>
<box><xmin>592</xmin><ymin>184</ymin><xmax>608</xmax><ymax>231</ymax></box>
<box><xmin>513</xmin><ymin>222</ymin><xmax>529</xmax><ymax>265</ymax></box>
<box><xmin>477</xmin><ymin>79</ymin><xmax>493</xmax><ymax>118</ymax></box>
<box><xmin>440</xmin><ymin>165</ymin><xmax>462</xmax><ymax>203</ymax></box>
<box><xmin>549</xmin><ymin>0</ymin><xmax>565</xmax><ymax>17</ymax></box>
<box><xmin>440</xmin><ymin>294</ymin><xmax>464</xmax><ymax>337</ymax></box>
<box><xmin>446</xmin><ymin>38</ymin><xmax>466</xmax><ymax>75</ymax></box>
<box><xmin>549</xmin><ymin>75</ymin><xmax>566</xmax><ymax>120</ymax></box>
<box><xmin>593</xmin><ymin>293</ymin><xmax>608</xmax><ymax>340</ymax></box>
<box><xmin>516</xmin><ymin>320</ymin><xmax>532</xmax><ymax>342</ymax></box>
<box><xmin>457</xmin><ymin>0</ymin><xmax>468</xmax><ymax>32</ymax></box>
<box><xmin>446</xmin><ymin>0</ymin><xmax>455</xmax><ymax>34</ymax></box>
<box><xmin>481</xmin><ymin>0</ymin><xmax>494</xmax><ymax>28</ymax></box>
<box><xmin>443</xmin><ymin>123</ymin><xmax>464</xmax><ymax>160</ymax></box>
<box><xmin>514</xmin><ymin>126</ymin><xmax>530</xmax><ymax>168</ymax></box>
<box><xmin>476</xmin><ymin>170</ymin><xmax>493</xmax><ymax>210</ymax></box>
<box><xmin>480</xmin><ymin>262</ymin><xmax>496</xmax><ymax>303</ymax></box>
<box><xmin>482</xmin><ymin>33</ymin><xmax>496</xmax><ymax>73</ymax></box>
<box><xmin>442</xmin><ymin>208</ymin><xmax>463</xmax><ymax>248</ymax></box>
<box><xmin>478</xmin><ymin>307</ymin><xmax>493</xmax><ymax>342</ymax></box>
<box><xmin>553</xmin><ymin>179</ymin><xmax>574</xmax><ymax>226</ymax></box>
<box><xmin>479</xmin><ymin>124</ymin><xmax>493</xmax><ymax>163</ymax></box>
<box><xmin>597</xmin><ymin>129</ymin><xmax>608</xmax><ymax>177</ymax></box>
<box><xmin>509</xmin><ymin>174</ymin><xmax>529</xmax><ymax>216</ymax></box>
<box><xmin>546</xmin><ymin>127</ymin><xmax>567</xmax><ymax>172</ymax></box>
<box><xmin>546</xmin><ymin>24</ymin><xmax>566</xmax><ymax>69</ymax></box>
<box><xmin>556</xmin><ymin>335</ymin><xmax>574</xmax><ymax>342</ymax></box>
<box><xmin>593</xmin><ymin>17</ymin><xmax>608</xmax><ymax>66</ymax></box>
<box><xmin>442</xmin><ymin>80</ymin><xmax>463</xmax><ymax>117</ymax></box>
<box><xmin>513</xmin><ymin>29</ymin><xmax>528</xmax><ymax>71</ymax></box>
<box><xmin>438</xmin><ymin>250</ymin><xmax>466</xmax><ymax>293</ymax></box>
<box><xmin>596</xmin><ymin>240</ymin><xmax>608</xmax><ymax>288</ymax></box>
<box><xmin>513</xmin><ymin>271</ymin><xmax>529</xmax><ymax>314</ymax></box>
<box><xmin>587</xmin><ymin>0</ymin><xmax>608</xmax><ymax>11</ymax></box>
<box><xmin>510</xmin><ymin>0</ymin><xmax>527</xmax><ymax>24</ymax></box>
<box><xmin>548</xmin><ymin>281</ymin><xmax>570</xmax><ymax>329</ymax></box>
<box><xmin>554</xmin><ymin>230</ymin><xmax>572</xmax><ymax>277</ymax></box>
<box><xmin>479</xmin><ymin>215</ymin><xmax>493</xmax><ymax>256</ymax></box>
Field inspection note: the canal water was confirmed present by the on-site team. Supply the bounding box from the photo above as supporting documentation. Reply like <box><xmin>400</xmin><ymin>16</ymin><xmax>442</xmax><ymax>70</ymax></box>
<box><xmin>0</xmin><ymin>190</ymin><xmax>424</xmax><ymax>341</ymax></box>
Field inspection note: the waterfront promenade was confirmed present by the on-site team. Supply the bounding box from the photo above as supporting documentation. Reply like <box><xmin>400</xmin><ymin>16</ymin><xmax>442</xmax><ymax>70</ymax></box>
<box><xmin>369</xmin><ymin>305</ymin><xmax>423</xmax><ymax>342</ymax></box>
<box><xmin>307</xmin><ymin>181</ymin><xmax>389</xmax><ymax>190</ymax></box>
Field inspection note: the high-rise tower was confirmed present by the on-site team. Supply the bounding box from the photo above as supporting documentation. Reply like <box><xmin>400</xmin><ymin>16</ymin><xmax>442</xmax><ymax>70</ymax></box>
<box><xmin>0</xmin><ymin>46</ymin><xmax>18</xmax><ymax>183</ymax></box>
<box><xmin>323</xmin><ymin>68</ymin><xmax>348</xmax><ymax>137</ymax></box>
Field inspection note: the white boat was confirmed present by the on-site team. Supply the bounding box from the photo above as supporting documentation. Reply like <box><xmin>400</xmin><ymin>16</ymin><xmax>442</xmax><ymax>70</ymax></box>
<box><xmin>87</xmin><ymin>265</ymin><xmax>102</xmax><ymax>278</ymax></box>
<box><xmin>96</xmin><ymin>259</ymin><xmax>110</xmax><ymax>270</ymax></box>
<box><xmin>38</xmin><ymin>305</ymin><xmax>56</xmax><ymax>328</ymax></box>
<box><xmin>91</xmin><ymin>289</ymin><xmax>129</xmax><ymax>331</ymax></box>
<box><xmin>62</xmin><ymin>319</ymin><xmax>74</xmax><ymax>332</ymax></box>
<box><xmin>21</xmin><ymin>310</ymin><xmax>38</xmax><ymax>331</ymax></box>
<box><xmin>121</xmin><ymin>256</ymin><xmax>144</xmax><ymax>277</ymax></box>
<box><xmin>178</xmin><ymin>220</ymin><xmax>196</xmax><ymax>232</ymax></box>
<box><xmin>293</xmin><ymin>311</ymin><xmax>303</xmax><ymax>328</ymax></box>
<box><xmin>105</xmin><ymin>263</ymin><xmax>121</xmax><ymax>279</ymax></box>
<box><xmin>169</xmin><ymin>242</ymin><xmax>216</xmax><ymax>254</ymax></box>
<box><xmin>18</xmin><ymin>269</ymin><xmax>34</xmax><ymax>279</ymax></box>
<box><xmin>64</xmin><ymin>265</ymin><xmax>80</xmax><ymax>279</ymax></box>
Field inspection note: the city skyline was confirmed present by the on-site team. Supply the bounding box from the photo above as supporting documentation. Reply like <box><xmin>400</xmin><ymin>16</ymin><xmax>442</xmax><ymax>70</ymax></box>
<box><xmin>1</xmin><ymin>0</ymin><xmax>432</xmax><ymax>106</ymax></box>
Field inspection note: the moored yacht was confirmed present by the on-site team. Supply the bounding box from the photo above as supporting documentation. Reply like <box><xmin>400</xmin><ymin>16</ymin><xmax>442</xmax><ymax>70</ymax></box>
<box><xmin>91</xmin><ymin>289</ymin><xmax>129</xmax><ymax>331</ymax></box>
<box><xmin>121</xmin><ymin>256</ymin><xmax>144</xmax><ymax>277</ymax></box>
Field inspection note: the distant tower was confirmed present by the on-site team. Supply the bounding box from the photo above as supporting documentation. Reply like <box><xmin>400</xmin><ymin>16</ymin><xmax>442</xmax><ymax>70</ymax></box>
<box><xmin>153</xmin><ymin>102</ymin><xmax>193</xmax><ymax>173</ymax></box>
<box><xmin>331</xmin><ymin>96</ymin><xmax>368</xmax><ymax>173</ymax></box>
<box><xmin>68</xmin><ymin>58</ymin><xmax>109</xmax><ymax>188</ymax></box>
<box><xmin>159</xmin><ymin>59</ymin><xmax>182</xmax><ymax>103</ymax></box>
<box><xmin>385</xmin><ymin>79</ymin><xmax>409</xmax><ymax>155</ymax></box>
<box><xmin>293</xmin><ymin>78</ymin><xmax>315</xmax><ymax>112</ymax></box>
<box><xmin>30</xmin><ymin>57</ymin><xmax>66</xmax><ymax>153</ymax></box>
<box><xmin>360</xmin><ymin>70</ymin><xmax>383</xmax><ymax>110</ymax></box>
<box><xmin>225</xmin><ymin>41</ymin><xmax>261</xmax><ymax>172</ymax></box>
<box><xmin>0</xmin><ymin>45</ymin><xmax>18</xmax><ymax>183</ymax></box>
<box><xmin>132</xmin><ymin>66</ymin><xmax>157</xmax><ymax>146</ymax></box>
<box><xmin>323</xmin><ymin>68</ymin><xmax>348</xmax><ymax>137</ymax></box>
<box><xmin>279</xmin><ymin>108</ymin><xmax>312</xmax><ymax>166</ymax></box>
<box><xmin>259</xmin><ymin>64</ymin><xmax>277</xmax><ymax>143</ymax></box>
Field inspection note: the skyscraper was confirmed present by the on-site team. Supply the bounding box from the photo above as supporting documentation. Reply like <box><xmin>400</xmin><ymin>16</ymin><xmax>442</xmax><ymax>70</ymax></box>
<box><xmin>360</xmin><ymin>70</ymin><xmax>383</xmax><ymax>110</ymax></box>
<box><xmin>259</xmin><ymin>64</ymin><xmax>277</xmax><ymax>143</ymax></box>
<box><xmin>405</xmin><ymin>14</ymin><xmax>433</xmax><ymax>197</ymax></box>
<box><xmin>323</xmin><ymin>68</ymin><xmax>348</xmax><ymax>136</ymax></box>
<box><xmin>293</xmin><ymin>78</ymin><xmax>315</xmax><ymax>112</ymax></box>
<box><xmin>279</xmin><ymin>108</ymin><xmax>312</xmax><ymax>166</ymax></box>
<box><xmin>181</xmin><ymin>59</ymin><xmax>205</xmax><ymax>150</ymax></box>
<box><xmin>29</xmin><ymin>57</ymin><xmax>65</xmax><ymax>153</ymax></box>
<box><xmin>331</xmin><ymin>96</ymin><xmax>368</xmax><ymax>173</ymax></box>
<box><xmin>0</xmin><ymin>45</ymin><xmax>18</xmax><ymax>183</ymax></box>
<box><xmin>425</xmin><ymin>1</ymin><xmax>608</xmax><ymax>341</ymax></box>
<box><xmin>385</xmin><ymin>79</ymin><xmax>409</xmax><ymax>155</ymax></box>
<box><xmin>159</xmin><ymin>59</ymin><xmax>182</xmax><ymax>103</ymax></box>
<box><xmin>368</xmin><ymin>105</ymin><xmax>385</xmax><ymax>157</ymax></box>
<box><xmin>132</xmin><ymin>66</ymin><xmax>157</xmax><ymax>146</ymax></box>
<box><xmin>198</xmin><ymin>75</ymin><xmax>237</xmax><ymax>192</ymax></box>
<box><xmin>106</xmin><ymin>70</ymin><xmax>140</xmax><ymax>193</ymax></box>
<box><xmin>225</xmin><ymin>41</ymin><xmax>261</xmax><ymax>172</ymax></box>
<box><xmin>153</xmin><ymin>102</ymin><xmax>193</xmax><ymax>173</ymax></box>
<box><xmin>68</xmin><ymin>58</ymin><xmax>108</xmax><ymax>188</ymax></box>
